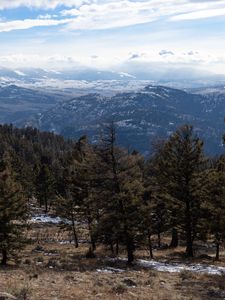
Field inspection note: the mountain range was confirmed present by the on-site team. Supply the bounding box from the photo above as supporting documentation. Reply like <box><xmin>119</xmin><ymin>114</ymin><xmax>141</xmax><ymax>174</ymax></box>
<box><xmin>25</xmin><ymin>85</ymin><xmax>225</xmax><ymax>155</ymax></box>
<box><xmin>0</xmin><ymin>74</ymin><xmax>225</xmax><ymax>155</ymax></box>
<box><xmin>1</xmin><ymin>66</ymin><xmax>225</xmax><ymax>89</ymax></box>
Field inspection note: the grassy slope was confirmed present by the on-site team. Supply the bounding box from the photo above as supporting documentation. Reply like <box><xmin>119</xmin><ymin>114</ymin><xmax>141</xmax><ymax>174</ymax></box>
<box><xmin>0</xmin><ymin>222</ymin><xmax>225</xmax><ymax>300</ymax></box>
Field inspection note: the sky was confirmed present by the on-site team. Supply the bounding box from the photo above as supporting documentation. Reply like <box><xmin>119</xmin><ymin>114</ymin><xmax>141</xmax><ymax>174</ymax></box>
<box><xmin>0</xmin><ymin>0</ymin><xmax>225</xmax><ymax>75</ymax></box>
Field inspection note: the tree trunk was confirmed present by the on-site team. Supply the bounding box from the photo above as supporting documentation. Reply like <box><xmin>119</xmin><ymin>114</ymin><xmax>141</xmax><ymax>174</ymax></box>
<box><xmin>110</xmin><ymin>242</ymin><xmax>114</xmax><ymax>255</ymax></box>
<box><xmin>185</xmin><ymin>200</ymin><xmax>194</xmax><ymax>257</ymax></box>
<box><xmin>216</xmin><ymin>242</ymin><xmax>220</xmax><ymax>260</ymax></box>
<box><xmin>44</xmin><ymin>191</ymin><xmax>48</xmax><ymax>214</ymax></box>
<box><xmin>157</xmin><ymin>232</ymin><xmax>161</xmax><ymax>248</ymax></box>
<box><xmin>148</xmin><ymin>231</ymin><xmax>153</xmax><ymax>259</ymax></box>
<box><xmin>1</xmin><ymin>249</ymin><xmax>7</xmax><ymax>265</ymax></box>
<box><xmin>71</xmin><ymin>216</ymin><xmax>79</xmax><ymax>248</ymax></box>
<box><xmin>126</xmin><ymin>237</ymin><xmax>134</xmax><ymax>264</ymax></box>
<box><xmin>170</xmin><ymin>228</ymin><xmax>178</xmax><ymax>248</ymax></box>
<box><xmin>45</xmin><ymin>202</ymin><xmax>48</xmax><ymax>214</ymax></box>
<box><xmin>116</xmin><ymin>240</ymin><xmax>119</xmax><ymax>256</ymax></box>
<box><xmin>90</xmin><ymin>234</ymin><xmax>96</xmax><ymax>251</ymax></box>
<box><xmin>87</xmin><ymin>217</ymin><xmax>96</xmax><ymax>251</ymax></box>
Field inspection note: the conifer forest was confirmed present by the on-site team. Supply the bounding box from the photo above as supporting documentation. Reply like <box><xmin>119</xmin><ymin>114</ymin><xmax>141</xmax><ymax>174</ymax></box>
<box><xmin>0</xmin><ymin>119</ymin><xmax>224</xmax><ymax>299</ymax></box>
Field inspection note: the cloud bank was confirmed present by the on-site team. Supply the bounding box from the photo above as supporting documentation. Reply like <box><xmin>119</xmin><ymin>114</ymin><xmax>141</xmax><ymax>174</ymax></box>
<box><xmin>0</xmin><ymin>0</ymin><xmax>225</xmax><ymax>74</ymax></box>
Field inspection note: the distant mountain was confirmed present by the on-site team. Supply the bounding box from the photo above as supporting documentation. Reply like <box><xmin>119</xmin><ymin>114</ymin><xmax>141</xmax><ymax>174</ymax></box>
<box><xmin>0</xmin><ymin>67</ymin><xmax>137</xmax><ymax>85</ymax></box>
<box><xmin>0</xmin><ymin>85</ymin><xmax>60</xmax><ymax>125</ymax></box>
<box><xmin>1</xmin><ymin>67</ymin><xmax>225</xmax><ymax>89</ymax></box>
<box><xmin>0</xmin><ymin>81</ymin><xmax>224</xmax><ymax>155</ymax></box>
<box><xmin>33</xmin><ymin>85</ymin><xmax>225</xmax><ymax>155</ymax></box>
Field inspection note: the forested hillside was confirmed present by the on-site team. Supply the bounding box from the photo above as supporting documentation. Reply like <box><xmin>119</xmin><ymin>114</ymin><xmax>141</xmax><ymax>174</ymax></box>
<box><xmin>1</xmin><ymin>84</ymin><xmax>225</xmax><ymax>155</ymax></box>
<box><xmin>0</xmin><ymin>123</ymin><xmax>225</xmax><ymax>264</ymax></box>
<box><xmin>25</xmin><ymin>85</ymin><xmax>225</xmax><ymax>155</ymax></box>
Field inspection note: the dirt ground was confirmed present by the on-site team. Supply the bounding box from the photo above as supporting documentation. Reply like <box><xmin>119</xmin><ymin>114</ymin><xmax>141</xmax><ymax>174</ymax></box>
<box><xmin>0</xmin><ymin>223</ymin><xmax>225</xmax><ymax>300</ymax></box>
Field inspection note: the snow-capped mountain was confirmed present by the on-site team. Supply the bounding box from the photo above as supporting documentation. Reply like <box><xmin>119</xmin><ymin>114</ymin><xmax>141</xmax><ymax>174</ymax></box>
<box><xmin>0</xmin><ymin>67</ymin><xmax>138</xmax><ymax>85</ymax></box>
<box><xmin>0</xmin><ymin>77</ymin><xmax>224</xmax><ymax>155</ymax></box>
<box><xmin>33</xmin><ymin>85</ymin><xmax>225</xmax><ymax>155</ymax></box>
<box><xmin>1</xmin><ymin>67</ymin><xmax>225</xmax><ymax>90</ymax></box>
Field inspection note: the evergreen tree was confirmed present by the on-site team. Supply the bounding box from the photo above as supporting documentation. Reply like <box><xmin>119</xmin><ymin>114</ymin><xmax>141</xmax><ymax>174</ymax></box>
<box><xmin>144</xmin><ymin>154</ymin><xmax>171</xmax><ymax>254</ymax></box>
<box><xmin>206</xmin><ymin>156</ymin><xmax>225</xmax><ymax>260</ymax></box>
<box><xmin>0</xmin><ymin>155</ymin><xmax>27</xmax><ymax>265</ymax></box>
<box><xmin>153</xmin><ymin>125</ymin><xmax>206</xmax><ymax>257</ymax></box>
<box><xmin>56</xmin><ymin>136</ymin><xmax>99</xmax><ymax>251</ymax></box>
<box><xmin>35</xmin><ymin>162</ymin><xmax>55</xmax><ymax>213</ymax></box>
<box><xmin>96</xmin><ymin>124</ymin><xmax>144</xmax><ymax>263</ymax></box>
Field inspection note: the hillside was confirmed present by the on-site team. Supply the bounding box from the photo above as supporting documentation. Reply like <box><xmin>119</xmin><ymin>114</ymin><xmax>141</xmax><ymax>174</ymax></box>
<box><xmin>0</xmin><ymin>85</ymin><xmax>61</xmax><ymax>126</ymax></box>
<box><xmin>0</xmin><ymin>83</ymin><xmax>225</xmax><ymax>154</ymax></box>
<box><xmin>0</xmin><ymin>125</ymin><xmax>224</xmax><ymax>300</ymax></box>
<box><xmin>35</xmin><ymin>85</ymin><xmax>225</xmax><ymax>154</ymax></box>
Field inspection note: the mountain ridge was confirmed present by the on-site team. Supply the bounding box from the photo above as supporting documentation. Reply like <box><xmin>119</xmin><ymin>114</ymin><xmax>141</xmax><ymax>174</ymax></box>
<box><xmin>31</xmin><ymin>85</ymin><xmax>225</xmax><ymax>155</ymax></box>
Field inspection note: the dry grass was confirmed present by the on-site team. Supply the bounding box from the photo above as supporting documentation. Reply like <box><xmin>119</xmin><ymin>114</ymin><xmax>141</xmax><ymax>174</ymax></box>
<box><xmin>1</xmin><ymin>263</ymin><xmax>225</xmax><ymax>300</ymax></box>
<box><xmin>0</xmin><ymin>223</ymin><xmax>225</xmax><ymax>300</ymax></box>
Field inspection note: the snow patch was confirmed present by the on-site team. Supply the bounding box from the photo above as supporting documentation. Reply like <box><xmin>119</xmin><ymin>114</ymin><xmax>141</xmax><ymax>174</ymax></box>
<box><xmin>108</xmin><ymin>257</ymin><xmax>225</xmax><ymax>276</ymax></box>
<box><xmin>14</xmin><ymin>70</ymin><xmax>26</xmax><ymax>76</ymax></box>
<box><xmin>137</xmin><ymin>259</ymin><xmax>225</xmax><ymax>276</ymax></box>
<box><xmin>118</xmin><ymin>72</ymin><xmax>136</xmax><ymax>79</ymax></box>
<box><xmin>30</xmin><ymin>214</ymin><xmax>71</xmax><ymax>225</ymax></box>
<box><xmin>96</xmin><ymin>267</ymin><xmax>125</xmax><ymax>274</ymax></box>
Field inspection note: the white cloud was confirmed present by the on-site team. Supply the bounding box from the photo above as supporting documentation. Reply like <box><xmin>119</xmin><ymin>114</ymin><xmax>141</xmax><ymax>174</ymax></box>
<box><xmin>0</xmin><ymin>18</ymin><xmax>70</xmax><ymax>32</ymax></box>
<box><xmin>0</xmin><ymin>54</ymin><xmax>80</xmax><ymax>68</ymax></box>
<box><xmin>0</xmin><ymin>0</ymin><xmax>224</xmax><ymax>33</ymax></box>
<box><xmin>0</xmin><ymin>0</ymin><xmax>225</xmax><ymax>75</ymax></box>
<box><xmin>0</xmin><ymin>0</ymin><xmax>91</xmax><ymax>10</ymax></box>
<box><xmin>171</xmin><ymin>7</ymin><xmax>225</xmax><ymax>21</ymax></box>
<box><xmin>0</xmin><ymin>49</ymin><xmax>223</xmax><ymax>68</ymax></box>
<box><xmin>63</xmin><ymin>1</ymin><xmax>170</xmax><ymax>30</ymax></box>
<box><xmin>61</xmin><ymin>0</ymin><xmax>225</xmax><ymax>31</ymax></box>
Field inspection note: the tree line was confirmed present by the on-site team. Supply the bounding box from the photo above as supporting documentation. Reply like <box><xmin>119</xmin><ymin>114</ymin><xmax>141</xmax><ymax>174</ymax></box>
<box><xmin>0</xmin><ymin>123</ymin><xmax>225</xmax><ymax>265</ymax></box>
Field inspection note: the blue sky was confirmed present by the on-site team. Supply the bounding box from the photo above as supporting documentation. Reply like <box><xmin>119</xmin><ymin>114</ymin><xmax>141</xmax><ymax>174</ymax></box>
<box><xmin>0</xmin><ymin>0</ymin><xmax>225</xmax><ymax>74</ymax></box>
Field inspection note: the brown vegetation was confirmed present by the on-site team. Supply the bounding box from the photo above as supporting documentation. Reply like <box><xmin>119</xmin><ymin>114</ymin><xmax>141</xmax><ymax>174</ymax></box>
<box><xmin>0</xmin><ymin>222</ymin><xmax>225</xmax><ymax>300</ymax></box>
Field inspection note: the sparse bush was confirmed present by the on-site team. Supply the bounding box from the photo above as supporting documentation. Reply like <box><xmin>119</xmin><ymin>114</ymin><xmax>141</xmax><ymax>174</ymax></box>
<box><xmin>112</xmin><ymin>283</ymin><xmax>127</xmax><ymax>294</ymax></box>
<box><xmin>15</xmin><ymin>287</ymin><xmax>31</xmax><ymax>300</ymax></box>
<box><xmin>180</xmin><ymin>270</ymin><xmax>194</xmax><ymax>281</ymax></box>
<box><xmin>32</xmin><ymin>245</ymin><xmax>44</xmax><ymax>253</ymax></box>
<box><xmin>85</xmin><ymin>247</ymin><xmax>96</xmax><ymax>259</ymax></box>
<box><xmin>6</xmin><ymin>283</ymin><xmax>31</xmax><ymax>300</ymax></box>
<box><xmin>46</xmin><ymin>258</ymin><xmax>59</xmax><ymax>269</ymax></box>
<box><xmin>36</xmin><ymin>256</ymin><xmax>44</xmax><ymax>263</ymax></box>
<box><xmin>122</xmin><ymin>278</ymin><xmax>137</xmax><ymax>287</ymax></box>
<box><xmin>23</xmin><ymin>258</ymin><xmax>32</xmax><ymax>265</ymax></box>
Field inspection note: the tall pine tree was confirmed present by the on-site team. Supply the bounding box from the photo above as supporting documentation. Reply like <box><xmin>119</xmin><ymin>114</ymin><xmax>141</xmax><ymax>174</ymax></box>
<box><xmin>153</xmin><ymin>125</ymin><xmax>206</xmax><ymax>257</ymax></box>
<box><xmin>96</xmin><ymin>124</ymin><xmax>144</xmax><ymax>263</ymax></box>
<box><xmin>0</xmin><ymin>154</ymin><xmax>27</xmax><ymax>265</ymax></box>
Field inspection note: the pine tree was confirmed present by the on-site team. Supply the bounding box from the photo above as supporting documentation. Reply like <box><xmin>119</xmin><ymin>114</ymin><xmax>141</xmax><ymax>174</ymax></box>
<box><xmin>35</xmin><ymin>162</ymin><xmax>55</xmax><ymax>213</ymax></box>
<box><xmin>144</xmin><ymin>153</ymin><xmax>171</xmax><ymax>254</ymax></box>
<box><xmin>0</xmin><ymin>155</ymin><xmax>27</xmax><ymax>265</ymax></box>
<box><xmin>206</xmin><ymin>156</ymin><xmax>225</xmax><ymax>260</ymax></box>
<box><xmin>55</xmin><ymin>167</ymin><xmax>80</xmax><ymax>248</ymax></box>
<box><xmin>73</xmin><ymin>136</ymin><xmax>100</xmax><ymax>252</ymax></box>
<box><xmin>56</xmin><ymin>136</ymin><xmax>99</xmax><ymax>252</ymax></box>
<box><xmin>153</xmin><ymin>125</ymin><xmax>206</xmax><ymax>257</ymax></box>
<box><xmin>96</xmin><ymin>124</ymin><xmax>144</xmax><ymax>263</ymax></box>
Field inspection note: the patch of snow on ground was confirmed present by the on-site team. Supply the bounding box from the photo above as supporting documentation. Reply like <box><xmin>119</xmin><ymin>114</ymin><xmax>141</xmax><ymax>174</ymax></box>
<box><xmin>14</xmin><ymin>70</ymin><xmax>26</xmax><ymax>76</ymax></box>
<box><xmin>59</xmin><ymin>239</ymin><xmax>88</xmax><ymax>245</ymax></box>
<box><xmin>30</xmin><ymin>214</ymin><xmax>71</xmax><ymax>225</ymax></box>
<box><xmin>96</xmin><ymin>267</ymin><xmax>125</xmax><ymax>274</ymax></box>
<box><xmin>137</xmin><ymin>259</ymin><xmax>225</xmax><ymax>276</ymax></box>
<box><xmin>108</xmin><ymin>257</ymin><xmax>225</xmax><ymax>276</ymax></box>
